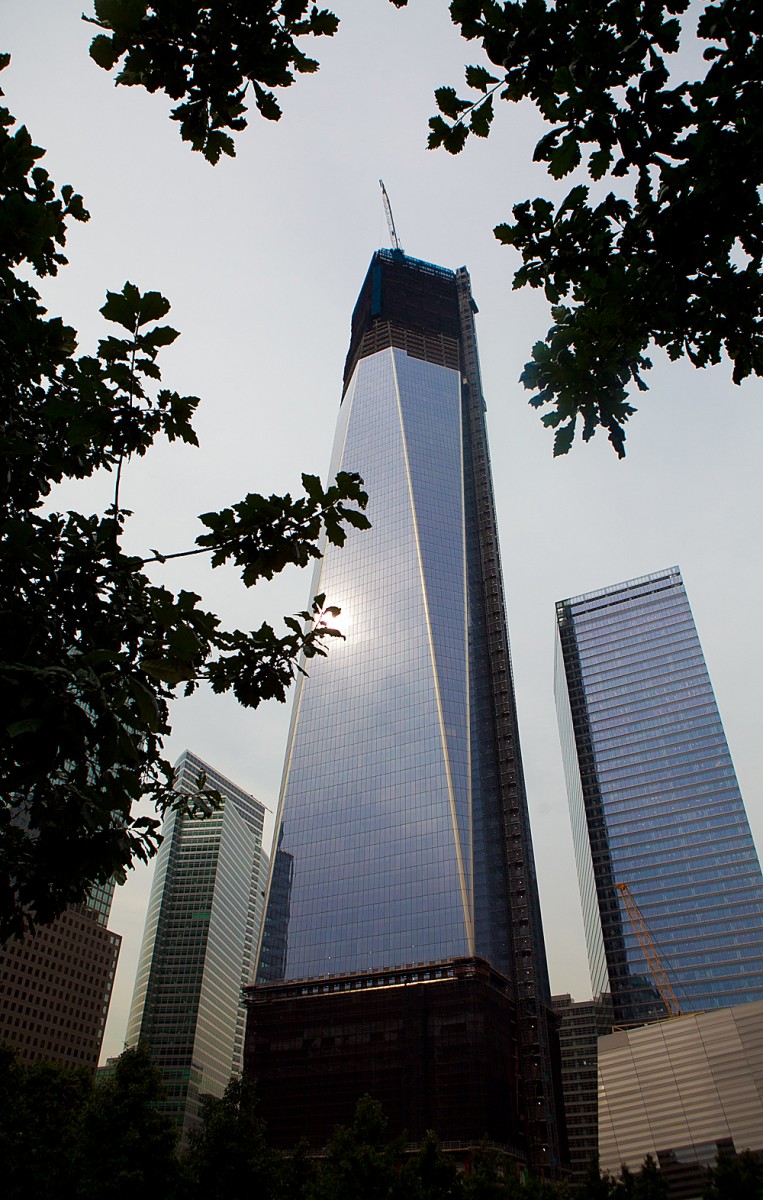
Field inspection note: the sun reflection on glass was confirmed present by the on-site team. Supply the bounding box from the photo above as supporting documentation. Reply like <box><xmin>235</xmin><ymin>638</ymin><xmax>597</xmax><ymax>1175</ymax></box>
<box><xmin>318</xmin><ymin>605</ymin><xmax>352</xmax><ymax>637</ymax></box>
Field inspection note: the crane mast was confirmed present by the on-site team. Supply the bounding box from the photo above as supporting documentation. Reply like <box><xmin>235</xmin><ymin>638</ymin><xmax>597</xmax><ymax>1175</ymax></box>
<box><xmin>379</xmin><ymin>179</ymin><xmax>403</xmax><ymax>252</ymax></box>
<box><xmin>616</xmin><ymin>881</ymin><xmax>682</xmax><ymax>1019</ymax></box>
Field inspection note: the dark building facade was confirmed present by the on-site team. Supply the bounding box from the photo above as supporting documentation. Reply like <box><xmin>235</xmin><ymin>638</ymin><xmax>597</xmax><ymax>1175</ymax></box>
<box><xmin>246</xmin><ymin>250</ymin><xmax>564</xmax><ymax>1174</ymax></box>
<box><xmin>250</xmin><ymin>958</ymin><xmax>522</xmax><ymax>1153</ymax></box>
<box><xmin>0</xmin><ymin>882</ymin><xmax>121</xmax><ymax>1070</ymax></box>
<box><xmin>552</xmin><ymin>993</ymin><xmax>613</xmax><ymax>1183</ymax></box>
<box><xmin>555</xmin><ymin>568</ymin><xmax>763</xmax><ymax>1024</ymax></box>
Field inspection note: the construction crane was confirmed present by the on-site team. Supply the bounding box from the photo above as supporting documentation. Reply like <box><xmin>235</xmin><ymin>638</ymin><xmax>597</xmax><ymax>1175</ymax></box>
<box><xmin>616</xmin><ymin>881</ymin><xmax>682</xmax><ymax>1019</ymax></box>
<box><xmin>379</xmin><ymin>179</ymin><xmax>403</xmax><ymax>252</ymax></box>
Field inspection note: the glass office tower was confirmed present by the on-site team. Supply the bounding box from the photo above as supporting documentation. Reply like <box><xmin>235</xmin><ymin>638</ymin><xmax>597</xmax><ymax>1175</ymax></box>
<box><xmin>247</xmin><ymin>250</ymin><xmax>563</xmax><ymax>1174</ymax></box>
<box><xmin>127</xmin><ymin>751</ymin><xmax>267</xmax><ymax>1135</ymax></box>
<box><xmin>555</xmin><ymin>567</ymin><xmax>763</xmax><ymax>1024</ymax></box>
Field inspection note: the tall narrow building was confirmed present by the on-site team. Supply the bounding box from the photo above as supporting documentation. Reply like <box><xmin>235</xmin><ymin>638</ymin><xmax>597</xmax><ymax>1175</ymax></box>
<box><xmin>555</xmin><ymin>567</ymin><xmax>763</xmax><ymax>1024</ymax></box>
<box><xmin>245</xmin><ymin>250</ymin><xmax>563</xmax><ymax>1174</ymax></box>
<box><xmin>551</xmin><ymin>993</ymin><xmax>613</xmax><ymax>1182</ymax></box>
<box><xmin>127</xmin><ymin>751</ymin><xmax>267</xmax><ymax>1135</ymax></box>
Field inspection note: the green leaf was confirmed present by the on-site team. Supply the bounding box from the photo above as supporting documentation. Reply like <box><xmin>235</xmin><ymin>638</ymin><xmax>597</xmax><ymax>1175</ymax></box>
<box><xmin>493</xmin><ymin>222</ymin><xmax>514</xmax><ymax>244</ymax></box>
<box><xmin>549</xmin><ymin>134</ymin><xmax>581</xmax><ymax>179</ymax></box>
<box><xmin>127</xmin><ymin>677</ymin><xmax>160</xmax><ymax>732</ymax></box>
<box><xmin>252</xmin><ymin>84</ymin><xmax>282</xmax><ymax>123</ymax></box>
<box><xmin>553</xmin><ymin>422</ymin><xmax>576</xmax><ymax>456</ymax></box>
<box><xmin>141</xmin><ymin>658</ymin><xmax>194</xmax><ymax>685</ymax></box>
<box><xmin>465</xmin><ymin>64</ymin><xmax>499</xmax><ymax>92</ymax></box>
<box><xmin>93</xmin><ymin>0</ymin><xmax>147</xmax><ymax>34</ymax></box>
<box><xmin>443</xmin><ymin>122</ymin><xmax>469</xmax><ymax>154</ymax></box>
<box><xmin>137</xmin><ymin>290</ymin><xmax>171</xmax><ymax>326</ymax></box>
<box><xmin>142</xmin><ymin>325</ymin><xmax>179</xmax><ymax>348</ymax></box>
<box><xmin>89</xmin><ymin>34</ymin><xmax>120</xmax><ymax>71</ymax></box>
<box><xmin>100</xmin><ymin>286</ymin><xmax>139</xmax><ymax>331</ymax></box>
<box><xmin>7</xmin><ymin>719</ymin><xmax>42</xmax><ymax>737</ymax></box>
<box><xmin>203</xmin><ymin>130</ymin><xmax>236</xmax><ymax>165</ymax></box>
<box><xmin>301</xmin><ymin>472</ymin><xmax>323</xmax><ymax>501</ymax></box>
<box><xmin>434</xmin><ymin>86</ymin><xmax>470</xmax><ymax>119</ymax></box>
<box><xmin>588</xmin><ymin>146</ymin><xmax>611</xmax><ymax>181</ymax></box>
<box><xmin>470</xmin><ymin>95</ymin><xmax>494</xmax><ymax>138</ymax></box>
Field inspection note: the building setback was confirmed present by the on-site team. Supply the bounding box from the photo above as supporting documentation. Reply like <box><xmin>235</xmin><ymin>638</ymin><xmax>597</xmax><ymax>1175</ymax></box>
<box><xmin>555</xmin><ymin>567</ymin><xmax>763</xmax><ymax>1024</ymax></box>
<box><xmin>245</xmin><ymin>249</ymin><xmax>565</xmax><ymax>1175</ymax></box>
<box><xmin>0</xmin><ymin>881</ymin><xmax>121</xmax><ymax>1070</ymax></box>
<box><xmin>126</xmin><ymin>751</ymin><xmax>267</xmax><ymax>1135</ymax></box>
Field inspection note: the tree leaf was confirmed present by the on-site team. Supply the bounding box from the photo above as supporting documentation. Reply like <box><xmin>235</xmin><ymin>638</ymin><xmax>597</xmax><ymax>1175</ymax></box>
<box><xmin>89</xmin><ymin>34</ymin><xmax>119</xmax><ymax>71</ymax></box>
<box><xmin>553</xmin><ymin>422</ymin><xmax>576</xmax><ymax>456</ymax></box>
<box><xmin>465</xmin><ymin>64</ymin><xmax>499</xmax><ymax>92</ymax></box>
<box><xmin>434</xmin><ymin>86</ymin><xmax>470</xmax><ymax>119</ymax></box>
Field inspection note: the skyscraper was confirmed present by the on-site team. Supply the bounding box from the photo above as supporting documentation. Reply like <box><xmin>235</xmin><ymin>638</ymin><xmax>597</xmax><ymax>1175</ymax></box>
<box><xmin>127</xmin><ymin>750</ymin><xmax>267</xmax><ymax>1135</ymax></box>
<box><xmin>246</xmin><ymin>250</ymin><xmax>563</xmax><ymax>1173</ymax></box>
<box><xmin>551</xmin><ymin>993</ymin><xmax>613</xmax><ymax>1182</ymax></box>
<box><xmin>0</xmin><ymin>881</ymin><xmax>121</xmax><ymax>1070</ymax></box>
<box><xmin>555</xmin><ymin>567</ymin><xmax>763</xmax><ymax>1024</ymax></box>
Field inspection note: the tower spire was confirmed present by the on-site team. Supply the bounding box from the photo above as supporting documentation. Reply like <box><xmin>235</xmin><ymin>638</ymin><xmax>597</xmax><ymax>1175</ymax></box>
<box><xmin>379</xmin><ymin>179</ymin><xmax>403</xmax><ymax>251</ymax></box>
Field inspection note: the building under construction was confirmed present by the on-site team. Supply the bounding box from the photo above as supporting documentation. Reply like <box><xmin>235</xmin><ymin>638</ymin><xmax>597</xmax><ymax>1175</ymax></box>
<box><xmin>244</xmin><ymin>249</ymin><xmax>566</xmax><ymax>1176</ymax></box>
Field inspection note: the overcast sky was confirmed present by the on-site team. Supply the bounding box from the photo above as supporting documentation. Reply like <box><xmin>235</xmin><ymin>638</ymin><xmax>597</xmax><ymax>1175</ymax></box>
<box><xmin>5</xmin><ymin>1</ymin><xmax>762</xmax><ymax>1063</ymax></box>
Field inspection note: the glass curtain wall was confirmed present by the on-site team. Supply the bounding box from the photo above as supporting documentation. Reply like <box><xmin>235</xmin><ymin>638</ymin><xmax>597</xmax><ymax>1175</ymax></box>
<box><xmin>127</xmin><ymin>751</ymin><xmax>267</xmax><ymax>1133</ymax></box>
<box><xmin>555</xmin><ymin>568</ymin><xmax>763</xmax><ymax>1022</ymax></box>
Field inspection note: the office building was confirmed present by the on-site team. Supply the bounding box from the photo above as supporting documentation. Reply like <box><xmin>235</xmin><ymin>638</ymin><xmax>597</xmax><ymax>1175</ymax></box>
<box><xmin>245</xmin><ymin>249</ymin><xmax>564</xmax><ymax>1174</ymax></box>
<box><xmin>127</xmin><ymin>750</ymin><xmax>267</xmax><ymax>1135</ymax></box>
<box><xmin>552</xmin><ymin>993</ymin><xmax>612</xmax><ymax>1182</ymax></box>
<box><xmin>598</xmin><ymin>1001</ymin><xmax>763</xmax><ymax>1197</ymax></box>
<box><xmin>0</xmin><ymin>880</ymin><xmax>121</xmax><ymax>1070</ymax></box>
<box><xmin>555</xmin><ymin>567</ymin><xmax>763</xmax><ymax>1024</ymax></box>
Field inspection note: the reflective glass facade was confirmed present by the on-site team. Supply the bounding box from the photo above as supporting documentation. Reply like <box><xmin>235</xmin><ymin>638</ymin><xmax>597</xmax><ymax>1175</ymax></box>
<box><xmin>263</xmin><ymin>347</ymin><xmax>472</xmax><ymax>977</ymax></box>
<box><xmin>127</xmin><ymin>751</ymin><xmax>267</xmax><ymax>1134</ymax></box>
<box><xmin>253</xmin><ymin>251</ymin><xmax>562</xmax><ymax>1172</ymax></box>
<box><xmin>555</xmin><ymin>568</ymin><xmax>763</xmax><ymax>1023</ymax></box>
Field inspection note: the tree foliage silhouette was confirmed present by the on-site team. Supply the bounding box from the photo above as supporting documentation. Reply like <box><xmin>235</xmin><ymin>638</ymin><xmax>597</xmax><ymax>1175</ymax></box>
<box><xmin>0</xmin><ymin>55</ymin><xmax>368</xmax><ymax>937</ymax></box>
<box><xmin>428</xmin><ymin>0</ymin><xmax>763</xmax><ymax>456</ymax></box>
<box><xmin>86</xmin><ymin>1</ymin><xmax>763</xmax><ymax>456</ymax></box>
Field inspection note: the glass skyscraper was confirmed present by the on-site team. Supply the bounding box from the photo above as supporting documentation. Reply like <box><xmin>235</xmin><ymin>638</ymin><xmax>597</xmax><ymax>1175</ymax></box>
<box><xmin>555</xmin><ymin>567</ymin><xmax>763</xmax><ymax>1024</ymax></box>
<box><xmin>247</xmin><ymin>250</ymin><xmax>563</xmax><ymax>1173</ymax></box>
<box><xmin>127</xmin><ymin>750</ymin><xmax>267</xmax><ymax>1134</ymax></box>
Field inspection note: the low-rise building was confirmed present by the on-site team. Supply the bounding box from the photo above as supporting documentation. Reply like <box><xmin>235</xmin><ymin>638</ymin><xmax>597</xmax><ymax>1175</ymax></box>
<box><xmin>599</xmin><ymin>1000</ymin><xmax>763</xmax><ymax>1197</ymax></box>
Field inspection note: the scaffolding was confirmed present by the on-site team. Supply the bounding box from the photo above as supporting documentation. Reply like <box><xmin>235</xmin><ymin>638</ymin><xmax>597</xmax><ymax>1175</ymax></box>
<box><xmin>455</xmin><ymin>269</ymin><xmax>562</xmax><ymax>1177</ymax></box>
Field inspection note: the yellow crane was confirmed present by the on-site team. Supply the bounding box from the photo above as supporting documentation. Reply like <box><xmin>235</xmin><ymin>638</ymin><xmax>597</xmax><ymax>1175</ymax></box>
<box><xmin>616</xmin><ymin>881</ymin><xmax>682</xmax><ymax>1019</ymax></box>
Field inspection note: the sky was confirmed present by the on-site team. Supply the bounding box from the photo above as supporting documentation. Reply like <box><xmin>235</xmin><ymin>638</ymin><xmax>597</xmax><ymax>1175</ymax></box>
<box><xmin>4</xmin><ymin>1</ymin><xmax>762</xmax><ymax>1063</ymax></box>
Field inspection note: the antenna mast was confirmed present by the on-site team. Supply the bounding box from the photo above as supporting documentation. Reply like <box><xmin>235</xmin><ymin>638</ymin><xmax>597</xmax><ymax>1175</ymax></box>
<box><xmin>379</xmin><ymin>179</ymin><xmax>402</xmax><ymax>252</ymax></box>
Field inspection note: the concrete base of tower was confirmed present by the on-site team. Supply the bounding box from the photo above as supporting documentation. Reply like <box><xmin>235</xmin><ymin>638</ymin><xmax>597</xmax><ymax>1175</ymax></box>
<box><xmin>243</xmin><ymin>956</ymin><xmax>526</xmax><ymax>1159</ymax></box>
